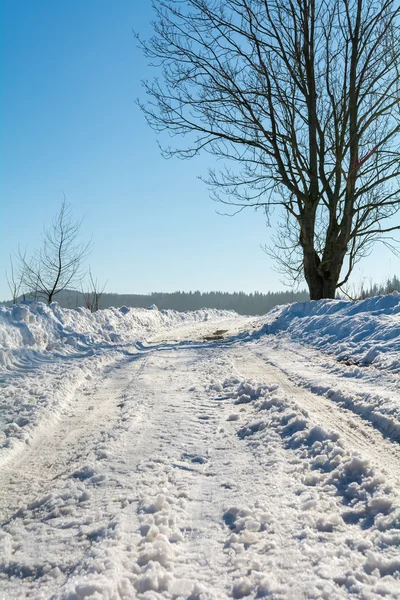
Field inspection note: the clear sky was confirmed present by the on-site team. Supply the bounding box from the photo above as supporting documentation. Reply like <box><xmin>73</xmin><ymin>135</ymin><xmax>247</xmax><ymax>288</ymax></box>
<box><xmin>1</xmin><ymin>0</ymin><xmax>399</xmax><ymax>301</ymax></box>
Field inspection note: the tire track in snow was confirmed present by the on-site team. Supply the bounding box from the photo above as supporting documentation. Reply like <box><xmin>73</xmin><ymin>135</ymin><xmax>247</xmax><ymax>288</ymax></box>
<box><xmin>231</xmin><ymin>346</ymin><xmax>400</xmax><ymax>489</ymax></box>
<box><xmin>255</xmin><ymin>340</ymin><xmax>400</xmax><ymax>442</ymax></box>
<box><xmin>0</xmin><ymin>351</ymin><xmax>154</xmax><ymax>599</ymax></box>
<box><xmin>92</xmin><ymin>347</ymin><xmax>345</xmax><ymax>599</ymax></box>
<box><xmin>2</xmin><ymin>334</ymin><xmax>400</xmax><ymax>598</ymax></box>
<box><xmin>0</xmin><ymin>354</ymin><xmax>147</xmax><ymax>522</ymax></box>
<box><xmin>35</xmin><ymin>346</ymin><xmax>312</xmax><ymax>599</ymax></box>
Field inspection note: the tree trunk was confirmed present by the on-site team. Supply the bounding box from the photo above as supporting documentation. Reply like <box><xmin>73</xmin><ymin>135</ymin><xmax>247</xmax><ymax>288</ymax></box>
<box><xmin>300</xmin><ymin>196</ymin><xmax>352</xmax><ymax>300</ymax></box>
<box><xmin>303</xmin><ymin>247</ymin><xmax>323</xmax><ymax>300</ymax></box>
<box><xmin>303</xmin><ymin>242</ymin><xmax>346</xmax><ymax>300</ymax></box>
<box><xmin>303</xmin><ymin>259</ymin><xmax>339</xmax><ymax>299</ymax></box>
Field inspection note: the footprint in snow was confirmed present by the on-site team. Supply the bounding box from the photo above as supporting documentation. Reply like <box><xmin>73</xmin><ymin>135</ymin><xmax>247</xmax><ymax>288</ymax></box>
<box><xmin>181</xmin><ymin>452</ymin><xmax>208</xmax><ymax>464</ymax></box>
<box><xmin>197</xmin><ymin>414</ymin><xmax>211</xmax><ymax>421</ymax></box>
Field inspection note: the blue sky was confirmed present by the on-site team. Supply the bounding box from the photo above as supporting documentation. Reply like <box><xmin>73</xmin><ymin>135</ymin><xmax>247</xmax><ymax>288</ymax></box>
<box><xmin>1</xmin><ymin>0</ymin><xmax>398</xmax><ymax>300</ymax></box>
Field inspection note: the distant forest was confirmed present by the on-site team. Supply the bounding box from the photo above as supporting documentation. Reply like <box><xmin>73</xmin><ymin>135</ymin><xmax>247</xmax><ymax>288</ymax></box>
<box><xmin>1</xmin><ymin>289</ymin><xmax>309</xmax><ymax>316</ymax></box>
<box><xmin>2</xmin><ymin>276</ymin><xmax>399</xmax><ymax>315</ymax></box>
<box><xmin>351</xmin><ymin>275</ymin><xmax>400</xmax><ymax>300</ymax></box>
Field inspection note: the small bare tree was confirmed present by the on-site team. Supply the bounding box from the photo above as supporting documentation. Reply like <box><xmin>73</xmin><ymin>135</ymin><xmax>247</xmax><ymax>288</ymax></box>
<box><xmin>83</xmin><ymin>269</ymin><xmax>107</xmax><ymax>312</ymax></box>
<box><xmin>139</xmin><ymin>0</ymin><xmax>400</xmax><ymax>299</ymax></box>
<box><xmin>20</xmin><ymin>200</ymin><xmax>91</xmax><ymax>304</ymax></box>
<box><xmin>5</xmin><ymin>254</ymin><xmax>25</xmax><ymax>304</ymax></box>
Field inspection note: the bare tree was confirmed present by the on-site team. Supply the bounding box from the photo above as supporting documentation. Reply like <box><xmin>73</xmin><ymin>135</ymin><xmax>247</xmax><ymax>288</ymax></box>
<box><xmin>83</xmin><ymin>269</ymin><xmax>107</xmax><ymax>312</ymax></box>
<box><xmin>138</xmin><ymin>0</ymin><xmax>400</xmax><ymax>299</ymax></box>
<box><xmin>5</xmin><ymin>254</ymin><xmax>25</xmax><ymax>304</ymax></box>
<box><xmin>20</xmin><ymin>200</ymin><xmax>91</xmax><ymax>304</ymax></box>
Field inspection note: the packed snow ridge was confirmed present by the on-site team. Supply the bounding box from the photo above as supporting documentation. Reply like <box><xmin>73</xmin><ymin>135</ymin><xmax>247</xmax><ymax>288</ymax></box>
<box><xmin>259</xmin><ymin>291</ymin><xmax>400</xmax><ymax>372</ymax></box>
<box><xmin>0</xmin><ymin>295</ymin><xmax>399</xmax><ymax>599</ymax></box>
<box><xmin>0</xmin><ymin>302</ymin><xmax>232</xmax><ymax>360</ymax></box>
<box><xmin>0</xmin><ymin>302</ymin><xmax>233</xmax><ymax>462</ymax></box>
<box><xmin>252</xmin><ymin>292</ymin><xmax>400</xmax><ymax>442</ymax></box>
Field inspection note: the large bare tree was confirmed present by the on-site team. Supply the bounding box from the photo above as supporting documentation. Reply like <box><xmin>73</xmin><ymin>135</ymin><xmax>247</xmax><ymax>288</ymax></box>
<box><xmin>139</xmin><ymin>0</ymin><xmax>400</xmax><ymax>299</ymax></box>
<box><xmin>20</xmin><ymin>200</ymin><xmax>91</xmax><ymax>304</ymax></box>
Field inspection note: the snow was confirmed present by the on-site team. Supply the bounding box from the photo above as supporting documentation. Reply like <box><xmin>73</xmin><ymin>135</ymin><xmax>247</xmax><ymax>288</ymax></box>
<box><xmin>248</xmin><ymin>292</ymin><xmax>400</xmax><ymax>444</ymax></box>
<box><xmin>258</xmin><ymin>291</ymin><xmax>400</xmax><ymax>372</ymax></box>
<box><xmin>0</xmin><ymin>302</ymin><xmax>234</xmax><ymax>465</ymax></box>
<box><xmin>0</xmin><ymin>296</ymin><xmax>400</xmax><ymax>598</ymax></box>
<box><xmin>0</xmin><ymin>301</ymin><xmax>232</xmax><ymax>357</ymax></box>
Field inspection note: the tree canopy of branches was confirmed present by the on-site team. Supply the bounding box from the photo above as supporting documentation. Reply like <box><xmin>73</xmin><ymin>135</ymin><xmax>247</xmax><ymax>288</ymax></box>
<box><xmin>139</xmin><ymin>0</ymin><xmax>400</xmax><ymax>299</ymax></box>
<box><xmin>20</xmin><ymin>200</ymin><xmax>91</xmax><ymax>304</ymax></box>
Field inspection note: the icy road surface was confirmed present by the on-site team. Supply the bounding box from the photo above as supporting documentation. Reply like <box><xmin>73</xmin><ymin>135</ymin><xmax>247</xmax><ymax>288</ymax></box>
<box><xmin>1</xmin><ymin>310</ymin><xmax>400</xmax><ymax>599</ymax></box>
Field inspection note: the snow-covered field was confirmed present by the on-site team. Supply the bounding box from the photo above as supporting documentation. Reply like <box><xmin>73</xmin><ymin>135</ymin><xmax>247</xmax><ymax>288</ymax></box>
<box><xmin>0</xmin><ymin>296</ymin><xmax>399</xmax><ymax>599</ymax></box>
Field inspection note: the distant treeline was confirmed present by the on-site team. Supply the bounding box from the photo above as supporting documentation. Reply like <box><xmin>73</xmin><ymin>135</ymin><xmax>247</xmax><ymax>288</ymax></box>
<box><xmin>4</xmin><ymin>277</ymin><xmax>398</xmax><ymax>313</ymax></box>
<box><xmin>1</xmin><ymin>289</ymin><xmax>309</xmax><ymax>315</ymax></box>
<box><xmin>350</xmin><ymin>275</ymin><xmax>400</xmax><ymax>300</ymax></box>
<box><xmin>59</xmin><ymin>289</ymin><xmax>310</xmax><ymax>315</ymax></box>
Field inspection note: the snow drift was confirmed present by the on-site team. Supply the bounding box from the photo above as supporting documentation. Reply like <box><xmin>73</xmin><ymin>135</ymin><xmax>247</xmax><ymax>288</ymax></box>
<box><xmin>258</xmin><ymin>291</ymin><xmax>400</xmax><ymax>372</ymax></box>
<box><xmin>249</xmin><ymin>292</ymin><xmax>400</xmax><ymax>443</ymax></box>
<box><xmin>0</xmin><ymin>301</ymin><xmax>232</xmax><ymax>367</ymax></box>
<box><xmin>0</xmin><ymin>302</ymin><xmax>234</xmax><ymax>464</ymax></box>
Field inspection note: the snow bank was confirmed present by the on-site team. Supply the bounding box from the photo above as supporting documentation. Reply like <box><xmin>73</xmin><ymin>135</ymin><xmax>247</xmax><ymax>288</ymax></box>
<box><xmin>0</xmin><ymin>302</ymin><xmax>231</xmax><ymax>363</ymax></box>
<box><xmin>258</xmin><ymin>292</ymin><xmax>400</xmax><ymax>372</ymax></box>
<box><xmin>0</xmin><ymin>302</ymin><xmax>233</xmax><ymax>465</ymax></box>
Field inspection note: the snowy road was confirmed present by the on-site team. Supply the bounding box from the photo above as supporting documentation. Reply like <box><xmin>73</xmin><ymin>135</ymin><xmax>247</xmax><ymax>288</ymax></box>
<box><xmin>1</xmin><ymin>311</ymin><xmax>400</xmax><ymax>599</ymax></box>
<box><xmin>233</xmin><ymin>346</ymin><xmax>400</xmax><ymax>489</ymax></box>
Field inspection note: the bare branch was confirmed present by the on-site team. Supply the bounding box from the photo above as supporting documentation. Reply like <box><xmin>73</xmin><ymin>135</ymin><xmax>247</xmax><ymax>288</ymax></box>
<box><xmin>19</xmin><ymin>199</ymin><xmax>92</xmax><ymax>304</ymax></box>
<box><xmin>139</xmin><ymin>0</ymin><xmax>400</xmax><ymax>298</ymax></box>
<box><xmin>83</xmin><ymin>269</ymin><xmax>107</xmax><ymax>312</ymax></box>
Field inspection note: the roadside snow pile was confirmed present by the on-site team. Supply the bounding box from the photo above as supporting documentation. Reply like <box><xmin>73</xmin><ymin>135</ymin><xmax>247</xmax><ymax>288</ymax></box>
<box><xmin>260</xmin><ymin>292</ymin><xmax>400</xmax><ymax>372</ymax></box>
<box><xmin>0</xmin><ymin>302</ymin><xmax>233</xmax><ymax>465</ymax></box>
<box><xmin>221</xmin><ymin>377</ymin><xmax>400</xmax><ymax>598</ymax></box>
<box><xmin>0</xmin><ymin>302</ymin><xmax>232</xmax><ymax>365</ymax></box>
